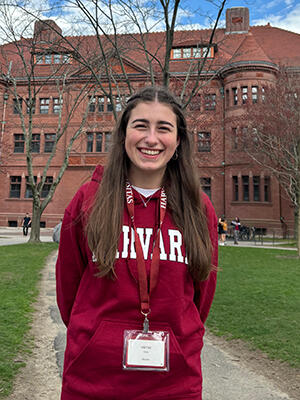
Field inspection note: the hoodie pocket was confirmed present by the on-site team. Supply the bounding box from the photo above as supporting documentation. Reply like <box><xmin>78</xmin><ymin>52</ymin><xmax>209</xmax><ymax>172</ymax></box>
<box><xmin>64</xmin><ymin>319</ymin><xmax>198</xmax><ymax>397</ymax></box>
<box><xmin>65</xmin><ymin>320</ymin><xmax>187</xmax><ymax>374</ymax></box>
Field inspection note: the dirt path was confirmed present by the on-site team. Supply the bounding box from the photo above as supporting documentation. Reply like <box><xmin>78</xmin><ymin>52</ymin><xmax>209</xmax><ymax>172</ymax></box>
<box><xmin>7</xmin><ymin>251</ymin><xmax>64</xmax><ymax>400</ymax></box>
<box><xmin>7</xmin><ymin>250</ymin><xmax>299</xmax><ymax>399</ymax></box>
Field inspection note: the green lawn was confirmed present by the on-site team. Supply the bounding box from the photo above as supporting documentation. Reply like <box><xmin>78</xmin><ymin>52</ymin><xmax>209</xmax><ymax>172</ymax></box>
<box><xmin>207</xmin><ymin>246</ymin><xmax>300</xmax><ymax>368</ymax></box>
<box><xmin>0</xmin><ymin>243</ymin><xmax>58</xmax><ymax>398</ymax></box>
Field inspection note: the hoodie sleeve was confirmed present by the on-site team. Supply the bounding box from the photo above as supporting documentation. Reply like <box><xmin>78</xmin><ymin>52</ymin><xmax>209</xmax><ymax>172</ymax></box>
<box><xmin>194</xmin><ymin>193</ymin><xmax>218</xmax><ymax>324</ymax></box>
<box><xmin>56</xmin><ymin>188</ymin><xmax>89</xmax><ymax>327</ymax></box>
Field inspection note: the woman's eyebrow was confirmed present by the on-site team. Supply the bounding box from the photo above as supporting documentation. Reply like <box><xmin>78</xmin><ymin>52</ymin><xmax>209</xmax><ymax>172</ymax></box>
<box><xmin>131</xmin><ymin>118</ymin><xmax>174</xmax><ymax>127</ymax></box>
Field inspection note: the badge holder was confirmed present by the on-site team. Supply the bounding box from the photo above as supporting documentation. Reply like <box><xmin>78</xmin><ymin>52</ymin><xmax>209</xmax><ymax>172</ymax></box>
<box><xmin>123</xmin><ymin>313</ymin><xmax>169</xmax><ymax>371</ymax></box>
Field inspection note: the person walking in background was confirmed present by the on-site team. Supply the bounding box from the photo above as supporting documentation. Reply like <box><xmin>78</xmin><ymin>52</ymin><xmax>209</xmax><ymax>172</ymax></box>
<box><xmin>220</xmin><ymin>217</ymin><xmax>227</xmax><ymax>245</ymax></box>
<box><xmin>22</xmin><ymin>213</ymin><xmax>31</xmax><ymax>236</ymax></box>
<box><xmin>56</xmin><ymin>86</ymin><xmax>218</xmax><ymax>400</ymax></box>
<box><xmin>231</xmin><ymin>216</ymin><xmax>241</xmax><ymax>245</ymax></box>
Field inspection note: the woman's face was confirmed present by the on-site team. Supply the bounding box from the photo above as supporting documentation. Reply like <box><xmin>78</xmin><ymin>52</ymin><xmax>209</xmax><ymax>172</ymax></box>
<box><xmin>125</xmin><ymin>100</ymin><xmax>179</xmax><ymax>188</ymax></box>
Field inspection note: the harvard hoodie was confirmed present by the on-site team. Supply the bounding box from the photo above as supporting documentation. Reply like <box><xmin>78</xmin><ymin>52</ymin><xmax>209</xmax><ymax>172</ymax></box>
<box><xmin>56</xmin><ymin>165</ymin><xmax>218</xmax><ymax>400</ymax></box>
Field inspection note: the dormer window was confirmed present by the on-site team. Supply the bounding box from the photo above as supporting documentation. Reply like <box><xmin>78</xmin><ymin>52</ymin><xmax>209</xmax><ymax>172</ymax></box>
<box><xmin>171</xmin><ymin>46</ymin><xmax>214</xmax><ymax>60</ymax></box>
<box><xmin>34</xmin><ymin>53</ymin><xmax>72</xmax><ymax>65</ymax></box>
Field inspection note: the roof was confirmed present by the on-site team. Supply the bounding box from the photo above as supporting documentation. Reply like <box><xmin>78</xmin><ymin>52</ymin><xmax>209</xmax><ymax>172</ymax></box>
<box><xmin>0</xmin><ymin>20</ymin><xmax>300</xmax><ymax>80</ymax></box>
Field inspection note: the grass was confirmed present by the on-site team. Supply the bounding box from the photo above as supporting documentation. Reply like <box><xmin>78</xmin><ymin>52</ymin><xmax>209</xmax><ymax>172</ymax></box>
<box><xmin>206</xmin><ymin>246</ymin><xmax>300</xmax><ymax>368</ymax></box>
<box><xmin>0</xmin><ymin>243</ymin><xmax>58</xmax><ymax>398</ymax></box>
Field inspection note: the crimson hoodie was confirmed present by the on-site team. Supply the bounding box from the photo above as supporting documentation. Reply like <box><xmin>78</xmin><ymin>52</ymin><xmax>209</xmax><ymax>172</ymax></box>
<box><xmin>56</xmin><ymin>165</ymin><xmax>218</xmax><ymax>400</ymax></box>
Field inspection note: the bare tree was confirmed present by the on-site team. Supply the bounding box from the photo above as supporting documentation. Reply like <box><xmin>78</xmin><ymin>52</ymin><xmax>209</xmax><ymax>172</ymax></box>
<box><xmin>10</xmin><ymin>0</ymin><xmax>227</xmax><ymax>114</ymax></box>
<box><xmin>0</xmin><ymin>0</ymin><xmax>228</xmax><ymax>241</ymax></box>
<box><xmin>0</xmin><ymin>12</ymin><xmax>96</xmax><ymax>242</ymax></box>
<box><xmin>243</xmin><ymin>67</ymin><xmax>300</xmax><ymax>256</ymax></box>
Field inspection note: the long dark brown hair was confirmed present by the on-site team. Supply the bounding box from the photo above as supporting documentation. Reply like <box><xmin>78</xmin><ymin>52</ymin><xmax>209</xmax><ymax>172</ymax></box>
<box><xmin>86</xmin><ymin>86</ymin><xmax>212</xmax><ymax>281</ymax></box>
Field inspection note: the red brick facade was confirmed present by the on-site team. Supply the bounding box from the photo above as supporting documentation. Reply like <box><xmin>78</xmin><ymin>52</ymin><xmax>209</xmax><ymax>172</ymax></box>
<box><xmin>0</xmin><ymin>7</ymin><xmax>299</xmax><ymax>235</ymax></box>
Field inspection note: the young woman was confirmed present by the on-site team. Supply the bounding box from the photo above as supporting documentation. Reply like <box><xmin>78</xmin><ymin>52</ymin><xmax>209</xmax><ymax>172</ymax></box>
<box><xmin>56</xmin><ymin>86</ymin><xmax>218</xmax><ymax>400</ymax></box>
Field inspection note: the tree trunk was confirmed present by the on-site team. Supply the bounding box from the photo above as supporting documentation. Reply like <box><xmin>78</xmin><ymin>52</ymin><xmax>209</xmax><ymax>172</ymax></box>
<box><xmin>28</xmin><ymin>200</ymin><xmax>42</xmax><ymax>243</ymax></box>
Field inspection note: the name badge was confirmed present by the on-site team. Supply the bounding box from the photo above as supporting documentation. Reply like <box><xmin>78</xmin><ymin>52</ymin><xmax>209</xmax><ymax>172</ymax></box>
<box><xmin>123</xmin><ymin>330</ymin><xmax>169</xmax><ymax>371</ymax></box>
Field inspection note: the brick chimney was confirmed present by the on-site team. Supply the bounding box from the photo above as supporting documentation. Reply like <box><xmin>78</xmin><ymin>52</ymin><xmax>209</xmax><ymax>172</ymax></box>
<box><xmin>225</xmin><ymin>7</ymin><xmax>249</xmax><ymax>34</ymax></box>
<box><xmin>33</xmin><ymin>20</ymin><xmax>62</xmax><ymax>43</ymax></box>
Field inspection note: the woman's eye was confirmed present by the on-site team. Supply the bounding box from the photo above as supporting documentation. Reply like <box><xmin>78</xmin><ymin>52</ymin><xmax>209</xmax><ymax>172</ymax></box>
<box><xmin>158</xmin><ymin>126</ymin><xmax>171</xmax><ymax>132</ymax></box>
<box><xmin>134</xmin><ymin>124</ymin><xmax>147</xmax><ymax>129</ymax></box>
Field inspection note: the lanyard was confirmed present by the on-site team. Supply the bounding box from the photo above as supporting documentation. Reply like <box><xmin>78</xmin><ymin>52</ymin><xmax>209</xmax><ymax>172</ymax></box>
<box><xmin>125</xmin><ymin>181</ymin><xmax>167</xmax><ymax>324</ymax></box>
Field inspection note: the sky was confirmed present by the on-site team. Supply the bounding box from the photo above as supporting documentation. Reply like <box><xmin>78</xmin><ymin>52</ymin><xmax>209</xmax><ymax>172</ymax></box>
<box><xmin>183</xmin><ymin>0</ymin><xmax>300</xmax><ymax>34</ymax></box>
<box><xmin>2</xmin><ymin>0</ymin><xmax>300</xmax><ymax>39</ymax></box>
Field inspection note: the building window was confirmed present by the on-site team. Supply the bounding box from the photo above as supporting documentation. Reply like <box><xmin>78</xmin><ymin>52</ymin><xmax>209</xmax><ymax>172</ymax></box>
<box><xmin>204</xmin><ymin>94</ymin><xmax>216</xmax><ymax>110</ymax></box>
<box><xmin>232</xmin><ymin>88</ymin><xmax>238</xmax><ymax>105</ymax></box>
<box><xmin>86</xmin><ymin>132</ymin><xmax>111</xmax><ymax>153</ymax></box>
<box><xmin>14</xmin><ymin>134</ymin><xmax>25</xmax><ymax>153</ymax></box>
<box><xmin>53</xmin><ymin>54</ymin><xmax>61</xmax><ymax>64</ymax></box>
<box><xmin>35</xmin><ymin>53</ymin><xmax>71</xmax><ymax>65</ymax></box>
<box><xmin>13</xmin><ymin>98</ymin><xmax>22</xmax><ymax>114</ymax></box>
<box><xmin>172</xmin><ymin>48</ymin><xmax>182</xmax><ymax>59</ymax></box>
<box><xmin>242</xmin><ymin>86</ymin><xmax>248</xmax><ymax>104</ymax></box>
<box><xmin>62</xmin><ymin>54</ymin><xmax>71</xmax><ymax>63</ymax></box>
<box><xmin>253</xmin><ymin>176</ymin><xmax>260</xmax><ymax>201</ymax></box>
<box><xmin>44</xmin><ymin>134</ymin><xmax>56</xmax><ymax>153</ymax></box>
<box><xmin>115</xmin><ymin>96</ymin><xmax>122</xmax><ymax>112</ymax></box>
<box><xmin>171</xmin><ymin>46</ymin><xmax>213</xmax><ymax>59</ymax></box>
<box><xmin>9</xmin><ymin>176</ymin><xmax>21</xmax><ymax>198</ymax></box>
<box><xmin>53</xmin><ymin>98</ymin><xmax>63</xmax><ymax>114</ymax></box>
<box><xmin>197</xmin><ymin>132</ymin><xmax>211</xmax><ymax>152</ymax></box>
<box><xmin>31</xmin><ymin>134</ymin><xmax>40</xmax><ymax>153</ymax></box>
<box><xmin>252</xmin><ymin>86</ymin><xmax>258</xmax><ymax>103</ymax></box>
<box><xmin>98</xmin><ymin>96</ymin><xmax>104</xmax><ymax>112</ymax></box>
<box><xmin>40</xmin><ymin>98</ymin><xmax>50</xmax><ymax>114</ymax></box>
<box><xmin>95</xmin><ymin>133</ymin><xmax>103</xmax><ymax>152</ymax></box>
<box><xmin>261</xmin><ymin>87</ymin><xmax>265</xmax><ymax>102</ymax></box>
<box><xmin>264</xmin><ymin>176</ymin><xmax>270</xmax><ymax>202</ymax></box>
<box><xmin>232</xmin><ymin>176</ymin><xmax>239</xmax><ymax>201</ymax></box>
<box><xmin>25</xmin><ymin>176</ymin><xmax>37</xmax><ymax>198</ymax></box>
<box><xmin>8</xmin><ymin>220</ymin><xmax>18</xmax><ymax>227</ymax></box>
<box><xmin>232</xmin><ymin>127</ymin><xmax>238</xmax><ymax>149</ymax></box>
<box><xmin>44</xmin><ymin>54</ymin><xmax>52</xmax><ymax>64</ymax></box>
<box><xmin>88</xmin><ymin>97</ymin><xmax>96</xmax><ymax>113</ymax></box>
<box><xmin>225</xmin><ymin>89</ymin><xmax>229</xmax><ymax>108</ymax></box>
<box><xmin>86</xmin><ymin>133</ymin><xmax>94</xmax><ymax>152</ymax></box>
<box><xmin>242</xmin><ymin>175</ymin><xmax>249</xmax><ymax>201</ymax></box>
<box><xmin>200</xmin><ymin>177</ymin><xmax>211</xmax><ymax>199</ymax></box>
<box><xmin>193</xmin><ymin>48</ymin><xmax>201</xmax><ymax>58</ymax></box>
<box><xmin>36</xmin><ymin>54</ymin><xmax>43</xmax><ymax>64</ymax></box>
<box><xmin>107</xmin><ymin>96</ymin><xmax>114</xmax><ymax>112</ymax></box>
<box><xmin>89</xmin><ymin>96</ymin><xmax>112</xmax><ymax>113</ymax></box>
<box><xmin>41</xmin><ymin>176</ymin><xmax>53</xmax><ymax>198</ymax></box>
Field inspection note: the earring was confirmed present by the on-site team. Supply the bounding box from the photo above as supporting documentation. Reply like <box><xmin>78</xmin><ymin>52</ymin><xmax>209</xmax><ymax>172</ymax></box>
<box><xmin>172</xmin><ymin>149</ymin><xmax>178</xmax><ymax>160</ymax></box>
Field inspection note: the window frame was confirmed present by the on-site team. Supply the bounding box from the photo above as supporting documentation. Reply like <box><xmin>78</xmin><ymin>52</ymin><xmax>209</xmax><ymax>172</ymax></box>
<box><xmin>40</xmin><ymin>98</ymin><xmax>50</xmax><ymax>114</ymax></box>
<box><xmin>197</xmin><ymin>132</ymin><xmax>211</xmax><ymax>152</ymax></box>
<box><xmin>13</xmin><ymin>134</ymin><xmax>25</xmax><ymax>153</ymax></box>
<box><xmin>9</xmin><ymin>176</ymin><xmax>21</xmax><ymax>198</ymax></box>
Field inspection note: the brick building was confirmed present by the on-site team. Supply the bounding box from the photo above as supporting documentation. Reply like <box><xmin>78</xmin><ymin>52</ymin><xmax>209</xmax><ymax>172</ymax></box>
<box><xmin>0</xmin><ymin>6</ymin><xmax>299</xmax><ymax>234</ymax></box>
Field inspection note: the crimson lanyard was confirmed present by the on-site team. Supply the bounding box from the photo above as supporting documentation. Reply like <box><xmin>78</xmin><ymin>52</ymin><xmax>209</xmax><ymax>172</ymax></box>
<box><xmin>125</xmin><ymin>181</ymin><xmax>167</xmax><ymax>318</ymax></box>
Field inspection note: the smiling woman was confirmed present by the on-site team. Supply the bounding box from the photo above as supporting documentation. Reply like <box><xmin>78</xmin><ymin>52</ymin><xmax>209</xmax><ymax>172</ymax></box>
<box><xmin>56</xmin><ymin>86</ymin><xmax>218</xmax><ymax>400</ymax></box>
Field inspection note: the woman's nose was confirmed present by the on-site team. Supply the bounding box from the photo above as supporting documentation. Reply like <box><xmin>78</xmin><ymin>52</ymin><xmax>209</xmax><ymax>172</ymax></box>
<box><xmin>145</xmin><ymin>126</ymin><xmax>159</xmax><ymax>145</ymax></box>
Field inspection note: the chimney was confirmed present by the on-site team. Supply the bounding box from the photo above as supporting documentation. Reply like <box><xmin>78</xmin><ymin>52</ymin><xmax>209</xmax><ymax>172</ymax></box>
<box><xmin>33</xmin><ymin>20</ymin><xmax>62</xmax><ymax>43</ymax></box>
<box><xmin>225</xmin><ymin>7</ymin><xmax>249</xmax><ymax>34</ymax></box>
